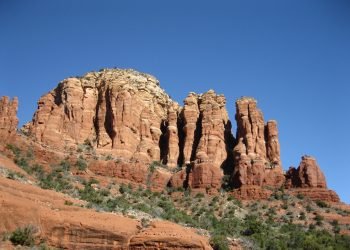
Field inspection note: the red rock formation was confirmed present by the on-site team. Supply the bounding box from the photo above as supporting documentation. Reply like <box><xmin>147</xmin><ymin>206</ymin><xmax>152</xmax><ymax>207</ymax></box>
<box><xmin>181</xmin><ymin>92</ymin><xmax>200</xmax><ymax>164</ymax></box>
<box><xmin>0</xmin><ymin>96</ymin><xmax>18</xmax><ymax>139</ymax></box>
<box><xmin>164</xmin><ymin>105</ymin><xmax>180</xmax><ymax>168</ymax></box>
<box><xmin>130</xmin><ymin>221</ymin><xmax>212</xmax><ymax>249</ymax></box>
<box><xmin>0</xmin><ymin>176</ymin><xmax>212</xmax><ymax>249</ymax></box>
<box><xmin>289</xmin><ymin>188</ymin><xmax>340</xmax><ymax>202</ymax></box>
<box><xmin>285</xmin><ymin>156</ymin><xmax>339</xmax><ymax>202</ymax></box>
<box><xmin>27</xmin><ymin>69</ymin><xmax>178</xmax><ymax>166</ymax></box>
<box><xmin>230</xmin><ymin>185</ymin><xmax>273</xmax><ymax>200</ymax></box>
<box><xmin>88</xmin><ymin>160</ymin><xmax>172</xmax><ymax>191</ymax></box>
<box><xmin>22</xmin><ymin>69</ymin><xmax>341</xmax><ymax>202</ymax></box>
<box><xmin>231</xmin><ymin>97</ymin><xmax>284</xmax><ymax>190</ymax></box>
<box><xmin>172</xmin><ymin>90</ymin><xmax>232</xmax><ymax>192</ymax></box>
<box><xmin>285</xmin><ymin>156</ymin><xmax>326</xmax><ymax>188</ymax></box>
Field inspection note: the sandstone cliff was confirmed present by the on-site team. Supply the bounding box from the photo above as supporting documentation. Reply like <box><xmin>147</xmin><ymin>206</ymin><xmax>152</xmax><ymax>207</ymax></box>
<box><xmin>231</xmin><ymin>97</ymin><xmax>284</xmax><ymax>190</ymax></box>
<box><xmin>26</xmin><ymin>69</ymin><xmax>179</xmax><ymax>166</ymax></box>
<box><xmin>26</xmin><ymin>70</ymin><xmax>235</xmax><ymax>191</ymax></box>
<box><xmin>170</xmin><ymin>90</ymin><xmax>233</xmax><ymax>192</ymax></box>
<box><xmin>20</xmin><ymin>69</ymin><xmax>340</xmax><ymax>200</ymax></box>
<box><xmin>0</xmin><ymin>175</ymin><xmax>212</xmax><ymax>250</ymax></box>
<box><xmin>285</xmin><ymin>156</ymin><xmax>340</xmax><ymax>202</ymax></box>
<box><xmin>0</xmin><ymin>96</ymin><xmax>18</xmax><ymax>139</ymax></box>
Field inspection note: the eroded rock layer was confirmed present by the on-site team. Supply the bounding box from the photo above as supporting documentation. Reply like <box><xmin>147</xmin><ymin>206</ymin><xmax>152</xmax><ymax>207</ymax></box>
<box><xmin>0</xmin><ymin>96</ymin><xmax>18</xmax><ymax>139</ymax></box>
<box><xmin>172</xmin><ymin>90</ymin><xmax>233</xmax><ymax>191</ymax></box>
<box><xmin>285</xmin><ymin>156</ymin><xmax>339</xmax><ymax>202</ymax></box>
<box><xmin>27</xmin><ymin>69</ymin><xmax>179</xmax><ymax>166</ymax></box>
<box><xmin>22</xmin><ymin>69</ymin><xmax>340</xmax><ymax>201</ymax></box>
<box><xmin>0</xmin><ymin>176</ymin><xmax>212</xmax><ymax>249</ymax></box>
<box><xmin>27</xmin><ymin>72</ymin><xmax>234</xmax><ymax>191</ymax></box>
<box><xmin>231</xmin><ymin>97</ymin><xmax>284</xmax><ymax>190</ymax></box>
<box><xmin>285</xmin><ymin>156</ymin><xmax>327</xmax><ymax>188</ymax></box>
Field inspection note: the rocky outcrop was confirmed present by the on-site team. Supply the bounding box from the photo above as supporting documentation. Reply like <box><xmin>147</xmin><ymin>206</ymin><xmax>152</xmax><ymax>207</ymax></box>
<box><xmin>231</xmin><ymin>97</ymin><xmax>284</xmax><ymax>190</ymax></box>
<box><xmin>285</xmin><ymin>156</ymin><xmax>339</xmax><ymax>202</ymax></box>
<box><xmin>27</xmin><ymin>73</ymin><xmax>233</xmax><ymax>192</ymax></box>
<box><xmin>285</xmin><ymin>156</ymin><xmax>327</xmax><ymax>188</ymax></box>
<box><xmin>22</xmin><ymin>69</ymin><xmax>341</xmax><ymax>202</ymax></box>
<box><xmin>0</xmin><ymin>96</ymin><xmax>18</xmax><ymax>139</ymax></box>
<box><xmin>289</xmin><ymin>188</ymin><xmax>340</xmax><ymax>203</ymax></box>
<box><xmin>88</xmin><ymin>160</ymin><xmax>172</xmax><ymax>191</ymax></box>
<box><xmin>181</xmin><ymin>92</ymin><xmax>200</xmax><ymax>165</ymax></box>
<box><xmin>0</xmin><ymin>176</ymin><xmax>212</xmax><ymax>249</ymax></box>
<box><xmin>26</xmin><ymin>69</ymin><xmax>178</xmax><ymax>166</ymax></box>
<box><xmin>130</xmin><ymin>221</ymin><xmax>212</xmax><ymax>249</ymax></box>
<box><xmin>230</xmin><ymin>185</ymin><xmax>273</xmax><ymax>200</ymax></box>
<box><xmin>164</xmin><ymin>105</ymin><xmax>180</xmax><ymax>168</ymax></box>
<box><xmin>171</xmin><ymin>90</ymin><xmax>233</xmax><ymax>192</ymax></box>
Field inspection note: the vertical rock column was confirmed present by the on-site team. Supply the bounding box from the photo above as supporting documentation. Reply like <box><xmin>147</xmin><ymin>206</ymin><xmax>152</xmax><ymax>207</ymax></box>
<box><xmin>165</xmin><ymin>105</ymin><xmax>180</xmax><ymax>168</ymax></box>
<box><xmin>0</xmin><ymin>96</ymin><xmax>18</xmax><ymax>139</ymax></box>
<box><xmin>232</xmin><ymin>97</ymin><xmax>284</xmax><ymax>189</ymax></box>
<box><xmin>171</xmin><ymin>90</ymin><xmax>233</xmax><ymax>192</ymax></box>
<box><xmin>182</xmin><ymin>93</ymin><xmax>200</xmax><ymax>164</ymax></box>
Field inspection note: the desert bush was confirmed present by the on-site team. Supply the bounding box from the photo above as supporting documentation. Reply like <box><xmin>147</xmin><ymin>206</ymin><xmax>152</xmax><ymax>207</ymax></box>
<box><xmin>76</xmin><ymin>157</ymin><xmax>87</xmax><ymax>171</ymax></box>
<box><xmin>315</xmin><ymin>200</ymin><xmax>329</xmax><ymax>208</ymax></box>
<box><xmin>210</xmin><ymin>235</ymin><xmax>229</xmax><ymax>250</ymax></box>
<box><xmin>9</xmin><ymin>225</ymin><xmax>36</xmax><ymax>246</ymax></box>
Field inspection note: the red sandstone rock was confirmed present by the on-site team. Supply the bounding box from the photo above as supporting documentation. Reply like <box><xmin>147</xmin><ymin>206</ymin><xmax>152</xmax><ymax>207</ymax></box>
<box><xmin>164</xmin><ymin>105</ymin><xmax>180</xmax><ymax>168</ymax></box>
<box><xmin>285</xmin><ymin>156</ymin><xmax>327</xmax><ymax>189</ymax></box>
<box><xmin>129</xmin><ymin>221</ymin><xmax>212</xmax><ymax>249</ymax></box>
<box><xmin>0</xmin><ymin>96</ymin><xmax>18</xmax><ymax>140</ymax></box>
<box><xmin>0</xmin><ymin>176</ymin><xmax>211</xmax><ymax>249</ymax></box>
<box><xmin>181</xmin><ymin>92</ymin><xmax>200</xmax><ymax>164</ymax></box>
<box><xmin>232</xmin><ymin>97</ymin><xmax>284</xmax><ymax>190</ymax></box>
<box><xmin>27</xmin><ymin>69</ymin><xmax>178</xmax><ymax>165</ymax></box>
<box><xmin>289</xmin><ymin>188</ymin><xmax>340</xmax><ymax>203</ymax></box>
<box><xmin>230</xmin><ymin>185</ymin><xmax>273</xmax><ymax>200</ymax></box>
<box><xmin>195</xmin><ymin>90</ymin><xmax>229</xmax><ymax>168</ymax></box>
<box><xmin>284</xmin><ymin>156</ymin><xmax>339</xmax><ymax>202</ymax></box>
<box><xmin>285</xmin><ymin>156</ymin><xmax>340</xmax><ymax>202</ymax></box>
<box><xmin>174</xmin><ymin>90</ymin><xmax>232</xmax><ymax>191</ymax></box>
<box><xmin>88</xmin><ymin>160</ymin><xmax>171</xmax><ymax>191</ymax></box>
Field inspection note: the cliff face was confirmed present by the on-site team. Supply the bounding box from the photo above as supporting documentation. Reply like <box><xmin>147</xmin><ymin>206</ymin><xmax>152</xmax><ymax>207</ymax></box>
<box><xmin>26</xmin><ymin>70</ymin><xmax>234</xmax><ymax>191</ymax></box>
<box><xmin>170</xmin><ymin>90</ymin><xmax>233</xmax><ymax>192</ymax></box>
<box><xmin>27</xmin><ymin>69</ymin><xmax>179</xmax><ymax>166</ymax></box>
<box><xmin>0</xmin><ymin>175</ymin><xmax>212</xmax><ymax>250</ymax></box>
<box><xmin>285</xmin><ymin>156</ymin><xmax>339</xmax><ymax>202</ymax></box>
<box><xmin>231</xmin><ymin>97</ymin><xmax>284</xmax><ymax>191</ymax></box>
<box><xmin>20</xmin><ymin>69</ymin><xmax>339</xmax><ymax>200</ymax></box>
<box><xmin>0</xmin><ymin>96</ymin><xmax>18</xmax><ymax>139</ymax></box>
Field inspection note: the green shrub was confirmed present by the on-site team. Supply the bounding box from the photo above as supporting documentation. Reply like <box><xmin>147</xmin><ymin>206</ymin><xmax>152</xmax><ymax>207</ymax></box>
<box><xmin>315</xmin><ymin>200</ymin><xmax>329</xmax><ymax>208</ymax></box>
<box><xmin>210</xmin><ymin>235</ymin><xmax>229</xmax><ymax>250</ymax></box>
<box><xmin>296</xmin><ymin>193</ymin><xmax>304</xmax><ymax>200</ymax></box>
<box><xmin>58</xmin><ymin>160</ymin><xmax>71</xmax><ymax>172</ymax></box>
<box><xmin>6</xmin><ymin>144</ymin><xmax>21</xmax><ymax>157</ymax></box>
<box><xmin>195</xmin><ymin>192</ymin><xmax>205</xmax><ymax>199</ymax></box>
<box><xmin>76</xmin><ymin>158</ymin><xmax>87</xmax><ymax>171</ymax></box>
<box><xmin>9</xmin><ymin>225</ymin><xmax>36</xmax><ymax>246</ymax></box>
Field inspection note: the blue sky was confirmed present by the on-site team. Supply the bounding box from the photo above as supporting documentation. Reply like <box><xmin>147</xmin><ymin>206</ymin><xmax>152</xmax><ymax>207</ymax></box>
<box><xmin>0</xmin><ymin>0</ymin><xmax>349</xmax><ymax>203</ymax></box>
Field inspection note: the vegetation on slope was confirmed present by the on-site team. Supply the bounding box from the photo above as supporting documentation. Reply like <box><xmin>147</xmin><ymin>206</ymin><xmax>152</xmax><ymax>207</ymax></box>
<box><xmin>3</xmin><ymin>144</ymin><xmax>350</xmax><ymax>250</ymax></box>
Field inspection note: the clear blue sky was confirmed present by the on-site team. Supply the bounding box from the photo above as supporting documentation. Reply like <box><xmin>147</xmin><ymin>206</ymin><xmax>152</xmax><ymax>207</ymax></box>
<box><xmin>0</xmin><ymin>0</ymin><xmax>349</xmax><ymax>203</ymax></box>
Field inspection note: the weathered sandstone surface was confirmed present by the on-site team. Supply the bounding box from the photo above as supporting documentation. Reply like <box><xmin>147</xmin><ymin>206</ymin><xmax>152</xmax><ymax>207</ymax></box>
<box><xmin>0</xmin><ymin>175</ymin><xmax>211</xmax><ymax>249</ymax></box>
<box><xmin>0</xmin><ymin>68</ymin><xmax>339</xmax><ymax>201</ymax></box>
<box><xmin>88</xmin><ymin>160</ymin><xmax>172</xmax><ymax>191</ymax></box>
<box><xmin>231</xmin><ymin>97</ymin><xmax>285</xmax><ymax>192</ymax></box>
<box><xmin>285</xmin><ymin>156</ymin><xmax>339</xmax><ymax>202</ymax></box>
<box><xmin>26</xmin><ymin>69</ymin><xmax>178</xmax><ymax>166</ymax></box>
<box><xmin>25</xmin><ymin>71</ymin><xmax>234</xmax><ymax>191</ymax></box>
<box><xmin>0</xmin><ymin>96</ymin><xmax>18</xmax><ymax>140</ymax></box>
